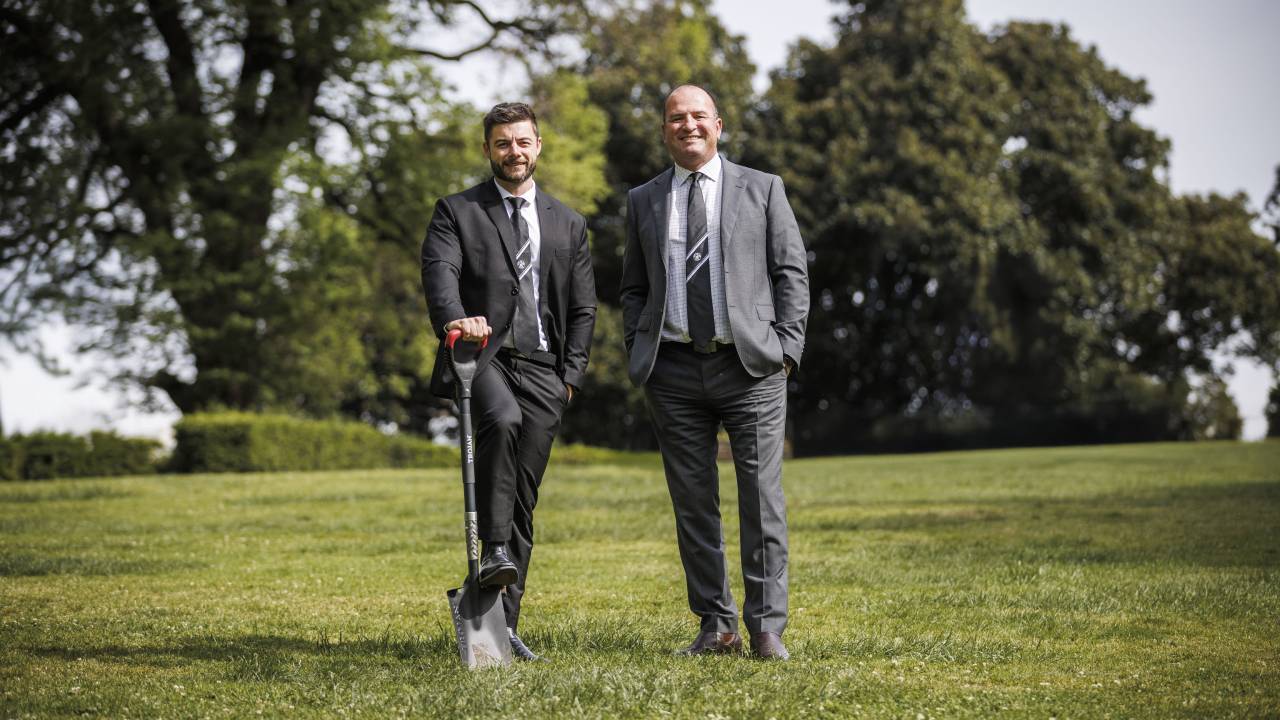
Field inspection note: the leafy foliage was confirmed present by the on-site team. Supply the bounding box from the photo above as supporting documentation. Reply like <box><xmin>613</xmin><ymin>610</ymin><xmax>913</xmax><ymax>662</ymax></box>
<box><xmin>0</xmin><ymin>0</ymin><xmax>583</xmax><ymax>423</ymax></box>
<box><xmin>745</xmin><ymin>0</ymin><xmax>1279</xmax><ymax>452</ymax></box>
<box><xmin>4</xmin><ymin>0</ymin><xmax>1276</xmax><ymax>453</ymax></box>
<box><xmin>0</xmin><ymin>431</ymin><xmax>160</xmax><ymax>480</ymax></box>
<box><xmin>168</xmin><ymin>412</ymin><xmax>455</xmax><ymax>473</ymax></box>
<box><xmin>1267</xmin><ymin>383</ymin><xmax>1280</xmax><ymax>438</ymax></box>
<box><xmin>572</xmin><ymin>0</ymin><xmax>757</xmax><ymax>300</ymax></box>
<box><xmin>551</xmin><ymin>0</ymin><xmax>757</xmax><ymax>448</ymax></box>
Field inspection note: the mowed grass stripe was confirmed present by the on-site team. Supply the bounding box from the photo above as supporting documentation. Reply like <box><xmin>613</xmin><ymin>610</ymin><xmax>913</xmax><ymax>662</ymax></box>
<box><xmin>1</xmin><ymin>440</ymin><xmax>1276</xmax><ymax>718</ymax></box>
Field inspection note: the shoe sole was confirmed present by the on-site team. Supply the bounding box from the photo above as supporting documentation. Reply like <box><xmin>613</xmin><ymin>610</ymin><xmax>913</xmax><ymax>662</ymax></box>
<box><xmin>675</xmin><ymin>644</ymin><xmax>743</xmax><ymax>656</ymax></box>
<box><xmin>478</xmin><ymin>566</ymin><xmax>518</xmax><ymax>588</ymax></box>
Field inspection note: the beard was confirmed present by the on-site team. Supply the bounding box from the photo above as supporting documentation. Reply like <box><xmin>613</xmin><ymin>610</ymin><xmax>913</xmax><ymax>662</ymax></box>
<box><xmin>491</xmin><ymin>156</ymin><xmax>537</xmax><ymax>185</ymax></box>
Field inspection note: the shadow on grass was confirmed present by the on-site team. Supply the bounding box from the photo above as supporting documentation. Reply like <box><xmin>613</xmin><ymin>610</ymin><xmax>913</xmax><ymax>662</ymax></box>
<box><xmin>24</xmin><ymin>619</ymin><xmax>657</xmax><ymax>678</ymax></box>
<box><xmin>29</xmin><ymin>631</ymin><xmax>459</xmax><ymax>678</ymax></box>
<box><xmin>0</xmin><ymin>554</ymin><xmax>206</xmax><ymax>577</ymax></box>
<box><xmin>0</xmin><ymin>486</ymin><xmax>137</xmax><ymax>504</ymax></box>
<box><xmin>225</xmin><ymin>492</ymin><xmax>395</xmax><ymax>507</ymax></box>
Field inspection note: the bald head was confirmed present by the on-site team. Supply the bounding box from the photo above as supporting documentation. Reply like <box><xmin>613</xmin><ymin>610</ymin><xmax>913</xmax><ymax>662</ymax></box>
<box><xmin>662</xmin><ymin>84</ymin><xmax>723</xmax><ymax>171</ymax></box>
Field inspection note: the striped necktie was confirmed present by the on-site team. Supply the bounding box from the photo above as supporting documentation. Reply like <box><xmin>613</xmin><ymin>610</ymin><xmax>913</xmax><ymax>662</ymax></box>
<box><xmin>685</xmin><ymin>172</ymin><xmax>714</xmax><ymax>346</ymax></box>
<box><xmin>508</xmin><ymin>197</ymin><xmax>540</xmax><ymax>353</ymax></box>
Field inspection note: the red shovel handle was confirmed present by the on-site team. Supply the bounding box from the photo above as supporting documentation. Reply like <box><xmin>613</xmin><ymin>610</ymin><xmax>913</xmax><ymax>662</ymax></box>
<box><xmin>445</xmin><ymin>328</ymin><xmax>489</xmax><ymax>349</ymax></box>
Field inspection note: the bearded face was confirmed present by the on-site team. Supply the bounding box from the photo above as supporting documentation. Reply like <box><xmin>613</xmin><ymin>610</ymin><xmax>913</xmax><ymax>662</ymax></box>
<box><xmin>484</xmin><ymin>120</ymin><xmax>541</xmax><ymax>190</ymax></box>
<box><xmin>490</xmin><ymin>154</ymin><xmax>537</xmax><ymax>185</ymax></box>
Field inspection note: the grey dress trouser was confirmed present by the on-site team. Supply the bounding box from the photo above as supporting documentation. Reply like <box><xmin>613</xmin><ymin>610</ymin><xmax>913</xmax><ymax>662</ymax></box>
<box><xmin>644</xmin><ymin>342</ymin><xmax>790</xmax><ymax>636</ymax></box>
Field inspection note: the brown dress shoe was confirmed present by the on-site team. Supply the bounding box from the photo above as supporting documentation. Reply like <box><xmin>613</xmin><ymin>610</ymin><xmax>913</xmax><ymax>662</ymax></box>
<box><xmin>750</xmin><ymin>632</ymin><xmax>790</xmax><ymax>660</ymax></box>
<box><xmin>676</xmin><ymin>631</ymin><xmax>743</xmax><ymax>656</ymax></box>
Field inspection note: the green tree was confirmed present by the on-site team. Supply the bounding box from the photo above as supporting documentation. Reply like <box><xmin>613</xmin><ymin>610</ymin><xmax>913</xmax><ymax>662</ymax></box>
<box><xmin>291</xmin><ymin>68</ymin><xmax>609</xmax><ymax>432</ymax></box>
<box><xmin>746</xmin><ymin>0</ymin><xmax>1021</xmax><ymax>452</ymax></box>
<box><xmin>574</xmin><ymin>0</ymin><xmax>756</xmax><ymax>301</ymax></box>
<box><xmin>1267</xmin><ymin>383</ymin><xmax>1280</xmax><ymax>438</ymax></box>
<box><xmin>552</xmin><ymin>0</ymin><xmax>758</xmax><ymax>448</ymax></box>
<box><xmin>1263</xmin><ymin>164</ymin><xmax>1280</xmax><ymax>246</ymax></box>
<box><xmin>982</xmin><ymin>23</ymin><xmax>1277</xmax><ymax>442</ymax></box>
<box><xmin>746</xmin><ymin>1</ymin><xmax>1277</xmax><ymax>452</ymax></box>
<box><xmin>1</xmin><ymin>1</ymin><xmax>576</xmax><ymax>418</ymax></box>
<box><xmin>1183</xmin><ymin>376</ymin><xmax>1243</xmax><ymax>441</ymax></box>
<box><xmin>977</xmin><ymin>19</ymin><xmax>1185</xmax><ymax>441</ymax></box>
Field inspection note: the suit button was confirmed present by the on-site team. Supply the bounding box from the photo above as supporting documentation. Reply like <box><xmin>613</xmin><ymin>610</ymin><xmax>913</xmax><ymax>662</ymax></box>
<box><xmin>511</xmin><ymin>285</ymin><xmax>519</xmax><ymax>295</ymax></box>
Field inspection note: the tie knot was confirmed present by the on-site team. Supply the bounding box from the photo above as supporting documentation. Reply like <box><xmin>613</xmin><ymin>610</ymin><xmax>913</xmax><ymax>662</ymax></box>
<box><xmin>688</xmin><ymin>171</ymin><xmax>701</xmax><ymax>187</ymax></box>
<box><xmin>508</xmin><ymin>196</ymin><xmax>525</xmax><ymax>210</ymax></box>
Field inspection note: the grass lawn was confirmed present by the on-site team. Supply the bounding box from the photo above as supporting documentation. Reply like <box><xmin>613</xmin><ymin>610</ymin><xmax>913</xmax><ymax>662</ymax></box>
<box><xmin>2</xmin><ymin>440</ymin><xmax>1277</xmax><ymax>718</ymax></box>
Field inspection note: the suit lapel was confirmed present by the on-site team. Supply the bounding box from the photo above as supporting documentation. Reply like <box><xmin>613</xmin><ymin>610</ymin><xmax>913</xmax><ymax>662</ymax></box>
<box><xmin>536</xmin><ymin>194</ymin><xmax>560</xmax><ymax>296</ymax></box>
<box><xmin>718</xmin><ymin>157</ymin><xmax>746</xmax><ymax>253</ymax></box>
<box><xmin>648</xmin><ymin>168</ymin><xmax>674</xmax><ymax>274</ymax></box>
<box><xmin>481</xmin><ymin>181</ymin><xmax>520</xmax><ymax>273</ymax></box>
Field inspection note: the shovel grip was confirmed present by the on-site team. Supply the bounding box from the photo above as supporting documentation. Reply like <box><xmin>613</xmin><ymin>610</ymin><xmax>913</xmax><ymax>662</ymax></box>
<box><xmin>445</xmin><ymin>328</ymin><xmax>490</xmax><ymax>350</ymax></box>
<box><xmin>445</xmin><ymin>328</ymin><xmax>488</xmax><ymax>398</ymax></box>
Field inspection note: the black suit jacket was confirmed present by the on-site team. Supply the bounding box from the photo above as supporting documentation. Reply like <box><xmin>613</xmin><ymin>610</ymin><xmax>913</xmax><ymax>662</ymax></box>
<box><xmin>421</xmin><ymin>180</ymin><xmax>596</xmax><ymax>398</ymax></box>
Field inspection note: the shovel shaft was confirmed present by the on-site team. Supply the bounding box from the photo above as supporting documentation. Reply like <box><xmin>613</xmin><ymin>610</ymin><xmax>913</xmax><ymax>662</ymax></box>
<box><xmin>458</xmin><ymin>394</ymin><xmax>481</xmax><ymax>581</ymax></box>
<box><xmin>445</xmin><ymin>329</ymin><xmax>489</xmax><ymax>584</ymax></box>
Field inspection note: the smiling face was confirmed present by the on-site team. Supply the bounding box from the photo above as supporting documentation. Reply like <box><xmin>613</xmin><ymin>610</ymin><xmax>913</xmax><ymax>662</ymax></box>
<box><xmin>662</xmin><ymin>85</ymin><xmax>723</xmax><ymax>171</ymax></box>
<box><xmin>483</xmin><ymin>120</ymin><xmax>541</xmax><ymax>194</ymax></box>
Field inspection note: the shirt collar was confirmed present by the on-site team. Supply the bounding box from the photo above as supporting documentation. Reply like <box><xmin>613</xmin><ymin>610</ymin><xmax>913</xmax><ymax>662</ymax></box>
<box><xmin>673</xmin><ymin>154</ymin><xmax>722</xmax><ymax>186</ymax></box>
<box><xmin>494</xmin><ymin>179</ymin><xmax>537</xmax><ymax>206</ymax></box>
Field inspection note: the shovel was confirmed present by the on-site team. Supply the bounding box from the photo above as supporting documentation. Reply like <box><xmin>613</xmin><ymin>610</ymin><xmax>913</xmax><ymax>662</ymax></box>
<box><xmin>443</xmin><ymin>328</ymin><xmax>513</xmax><ymax>669</ymax></box>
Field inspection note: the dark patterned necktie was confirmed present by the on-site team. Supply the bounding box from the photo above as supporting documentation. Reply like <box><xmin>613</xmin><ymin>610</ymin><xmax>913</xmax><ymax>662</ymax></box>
<box><xmin>508</xmin><ymin>197</ymin><xmax>540</xmax><ymax>353</ymax></box>
<box><xmin>685</xmin><ymin>172</ymin><xmax>714</xmax><ymax>346</ymax></box>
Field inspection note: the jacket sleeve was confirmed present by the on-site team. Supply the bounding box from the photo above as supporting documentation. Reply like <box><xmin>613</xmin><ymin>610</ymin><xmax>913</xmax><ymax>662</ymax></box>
<box><xmin>421</xmin><ymin>197</ymin><xmax>468</xmax><ymax>337</ymax></box>
<box><xmin>619</xmin><ymin>188</ymin><xmax>649</xmax><ymax>354</ymax></box>
<box><xmin>764</xmin><ymin>174</ymin><xmax>809</xmax><ymax>367</ymax></box>
<box><xmin>561</xmin><ymin>214</ymin><xmax>597</xmax><ymax>390</ymax></box>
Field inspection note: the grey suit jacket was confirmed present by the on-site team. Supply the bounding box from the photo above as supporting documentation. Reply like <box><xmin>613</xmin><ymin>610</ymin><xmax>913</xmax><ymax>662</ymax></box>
<box><xmin>620</xmin><ymin>156</ymin><xmax>809</xmax><ymax>386</ymax></box>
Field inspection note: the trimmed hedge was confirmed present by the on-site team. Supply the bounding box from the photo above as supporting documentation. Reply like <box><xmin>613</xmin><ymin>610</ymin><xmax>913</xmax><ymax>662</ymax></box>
<box><xmin>551</xmin><ymin>443</ymin><xmax>657</xmax><ymax>467</ymax></box>
<box><xmin>0</xmin><ymin>431</ymin><xmax>161</xmax><ymax>480</ymax></box>
<box><xmin>169</xmin><ymin>412</ymin><xmax>457</xmax><ymax>473</ymax></box>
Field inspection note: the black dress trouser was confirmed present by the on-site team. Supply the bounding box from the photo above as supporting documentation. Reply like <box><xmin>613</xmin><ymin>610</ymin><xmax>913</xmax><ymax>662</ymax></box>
<box><xmin>470</xmin><ymin>350</ymin><xmax>567</xmax><ymax>631</ymax></box>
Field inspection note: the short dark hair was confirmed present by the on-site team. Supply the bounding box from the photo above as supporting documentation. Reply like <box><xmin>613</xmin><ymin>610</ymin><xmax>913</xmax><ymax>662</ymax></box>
<box><xmin>483</xmin><ymin>102</ymin><xmax>538</xmax><ymax>143</ymax></box>
<box><xmin>662</xmin><ymin>84</ymin><xmax>721</xmax><ymax>118</ymax></box>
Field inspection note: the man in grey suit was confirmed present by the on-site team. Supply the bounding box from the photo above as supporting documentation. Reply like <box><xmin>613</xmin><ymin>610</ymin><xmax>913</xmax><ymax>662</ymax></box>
<box><xmin>620</xmin><ymin>84</ymin><xmax>809</xmax><ymax>660</ymax></box>
<box><xmin>422</xmin><ymin>102</ymin><xmax>596</xmax><ymax>661</ymax></box>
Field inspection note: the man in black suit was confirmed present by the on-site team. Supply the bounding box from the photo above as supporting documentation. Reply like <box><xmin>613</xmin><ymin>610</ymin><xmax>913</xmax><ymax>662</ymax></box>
<box><xmin>421</xmin><ymin>102</ymin><xmax>596</xmax><ymax>662</ymax></box>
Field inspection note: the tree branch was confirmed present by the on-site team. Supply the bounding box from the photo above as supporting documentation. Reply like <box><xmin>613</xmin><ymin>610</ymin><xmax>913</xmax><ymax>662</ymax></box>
<box><xmin>0</xmin><ymin>83</ymin><xmax>66</xmax><ymax>135</ymax></box>
<box><xmin>231</xmin><ymin>2</ymin><xmax>283</xmax><ymax>149</ymax></box>
<box><xmin>397</xmin><ymin>0</ymin><xmax>559</xmax><ymax>61</ymax></box>
<box><xmin>146</xmin><ymin>0</ymin><xmax>206</xmax><ymax>122</ymax></box>
<box><xmin>399</xmin><ymin>28</ymin><xmax>503</xmax><ymax>61</ymax></box>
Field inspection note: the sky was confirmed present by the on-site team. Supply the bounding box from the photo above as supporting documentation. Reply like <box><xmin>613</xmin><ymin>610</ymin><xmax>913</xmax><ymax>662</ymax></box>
<box><xmin>2</xmin><ymin>0</ymin><xmax>1277</xmax><ymax>441</ymax></box>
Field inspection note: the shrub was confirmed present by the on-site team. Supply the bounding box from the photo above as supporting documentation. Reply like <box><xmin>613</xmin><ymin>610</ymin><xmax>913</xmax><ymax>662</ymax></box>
<box><xmin>0</xmin><ymin>438</ymin><xmax>26</xmax><ymax>481</ymax></box>
<box><xmin>169</xmin><ymin>412</ymin><xmax>457</xmax><ymax>473</ymax></box>
<box><xmin>86</xmin><ymin>431</ymin><xmax>162</xmax><ymax>477</ymax></box>
<box><xmin>19</xmin><ymin>432</ymin><xmax>94</xmax><ymax>479</ymax></box>
<box><xmin>551</xmin><ymin>443</ymin><xmax>655</xmax><ymax>467</ymax></box>
<box><xmin>0</xmin><ymin>431</ymin><xmax>162</xmax><ymax>480</ymax></box>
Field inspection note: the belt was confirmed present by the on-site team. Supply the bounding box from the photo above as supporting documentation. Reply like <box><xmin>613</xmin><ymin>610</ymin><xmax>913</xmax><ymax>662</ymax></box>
<box><xmin>663</xmin><ymin>340</ymin><xmax>733</xmax><ymax>355</ymax></box>
<box><xmin>497</xmin><ymin>346</ymin><xmax>557</xmax><ymax>368</ymax></box>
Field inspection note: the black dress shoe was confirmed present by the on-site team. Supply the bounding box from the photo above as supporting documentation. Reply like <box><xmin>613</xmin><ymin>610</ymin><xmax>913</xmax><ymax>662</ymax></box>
<box><xmin>676</xmin><ymin>630</ymin><xmax>743</xmax><ymax>656</ymax></box>
<box><xmin>750</xmin><ymin>631</ymin><xmax>790</xmax><ymax>660</ymax></box>
<box><xmin>477</xmin><ymin>542</ymin><xmax>518</xmax><ymax>588</ymax></box>
<box><xmin>508</xmin><ymin>628</ymin><xmax>547</xmax><ymax>662</ymax></box>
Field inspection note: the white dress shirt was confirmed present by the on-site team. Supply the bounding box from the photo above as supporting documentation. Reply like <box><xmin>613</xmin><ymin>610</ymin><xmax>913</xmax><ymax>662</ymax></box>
<box><xmin>663</xmin><ymin>154</ymin><xmax>733</xmax><ymax>344</ymax></box>
<box><xmin>495</xmin><ymin>180</ymin><xmax>547</xmax><ymax>351</ymax></box>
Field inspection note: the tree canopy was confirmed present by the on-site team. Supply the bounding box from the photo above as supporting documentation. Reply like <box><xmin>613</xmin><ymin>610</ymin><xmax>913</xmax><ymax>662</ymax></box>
<box><xmin>4</xmin><ymin>0</ymin><xmax>1276</xmax><ymax>452</ymax></box>
<box><xmin>1</xmin><ymin>0</ymin><xmax>590</xmax><ymax>428</ymax></box>
<box><xmin>745</xmin><ymin>0</ymin><xmax>1279</xmax><ymax>452</ymax></box>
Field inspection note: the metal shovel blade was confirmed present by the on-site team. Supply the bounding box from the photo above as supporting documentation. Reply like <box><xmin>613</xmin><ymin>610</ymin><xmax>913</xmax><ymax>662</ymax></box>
<box><xmin>447</xmin><ymin>581</ymin><xmax>512</xmax><ymax>669</ymax></box>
